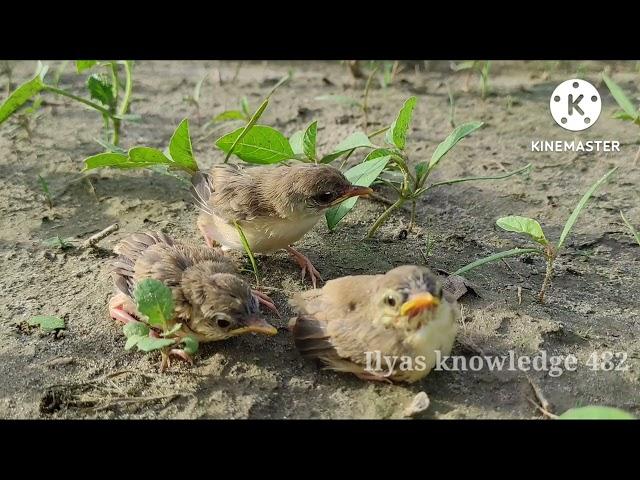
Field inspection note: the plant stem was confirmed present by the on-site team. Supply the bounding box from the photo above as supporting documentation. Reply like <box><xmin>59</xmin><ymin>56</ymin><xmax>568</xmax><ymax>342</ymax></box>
<box><xmin>362</xmin><ymin>65</ymin><xmax>378</xmax><ymax>130</ymax></box>
<box><xmin>538</xmin><ymin>254</ymin><xmax>555</xmax><ymax>303</ymax></box>
<box><xmin>366</xmin><ymin>196</ymin><xmax>406</xmax><ymax>238</ymax></box>
<box><xmin>110</xmin><ymin>63</ymin><xmax>120</xmax><ymax>145</ymax></box>
<box><xmin>118</xmin><ymin>61</ymin><xmax>133</xmax><ymax>116</ymax></box>
<box><xmin>409</xmin><ymin>199</ymin><xmax>417</xmax><ymax>231</ymax></box>
<box><xmin>368</xmin><ymin>126</ymin><xmax>389</xmax><ymax>138</ymax></box>
<box><xmin>42</xmin><ymin>85</ymin><xmax>113</xmax><ymax>117</ymax></box>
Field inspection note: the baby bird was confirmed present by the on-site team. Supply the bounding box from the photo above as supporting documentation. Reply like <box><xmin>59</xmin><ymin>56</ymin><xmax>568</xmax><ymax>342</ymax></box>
<box><xmin>191</xmin><ymin>163</ymin><xmax>373</xmax><ymax>287</ymax></box>
<box><xmin>109</xmin><ymin>231</ymin><xmax>277</xmax><ymax>369</ymax></box>
<box><xmin>288</xmin><ymin>265</ymin><xmax>459</xmax><ymax>383</ymax></box>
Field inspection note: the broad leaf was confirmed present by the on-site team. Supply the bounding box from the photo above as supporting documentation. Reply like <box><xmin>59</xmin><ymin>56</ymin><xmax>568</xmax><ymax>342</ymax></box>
<box><xmin>303</xmin><ymin>121</ymin><xmax>318</xmax><ymax>161</ymax></box>
<box><xmin>28</xmin><ymin>315</ymin><xmax>65</xmax><ymax>332</ymax></box>
<box><xmin>326</xmin><ymin>156</ymin><xmax>390</xmax><ymax>230</ymax></box>
<box><xmin>602</xmin><ymin>73</ymin><xmax>638</xmax><ymax>120</ymax></box>
<box><xmin>320</xmin><ymin>131</ymin><xmax>374</xmax><ymax>163</ymax></box>
<box><xmin>135</xmin><ymin>336</ymin><xmax>176</xmax><ymax>352</ymax></box>
<box><xmin>86</xmin><ymin>74</ymin><xmax>115</xmax><ymax>108</ymax></box>
<box><xmin>560</xmin><ymin>406</ymin><xmax>635</xmax><ymax>420</ymax></box>
<box><xmin>76</xmin><ymin>60</ymin><xmax>97</xmax><ymax>73</ymax></box>
<box><xmin>123</xmin><ymin>322</ymin><xmax>150</xmax><ymax>338</ymax></box>
<box><xmin>129</xmin><ymin>147</ymin><xmax>172</xmax><ymax>166</ymax></box>
<box><xmin>364</xmin><ymin>148</ymin><xmax>395</xmax><ymax>162</ymax></box>
<box><xmin>386</xmin><ymin>96</ymin><xmax>417</xmax><ymax>150</ymax></box>
<box><xmin>133</xmin><ymin>278</ymin><xmax>174</xmax><ymax>328</ymax></box>
<box><xmin>169</xmin><ymin>119</ymin><xmax>198</xmax><ymax>172</ymax></box>
<box><xmin>428</xmin><ymin>121</ymin><xmax>483</xmax><ymax>170</ymax></box>
<box><xmin>181</xmin><ymin>336</ymin><xmax>199</xmax><ymax>355</ymax></box>
<box><xmin>289</xmin><ymin>130</ymin><xmax>304</xmax><ymax>155</ymax></box>
<box><xmin>125</xmin><ymin>335</ymin><xmax>145</xmax><ymax>351</ymax></box>
<box><xmin>221</xmin><ymin>98</ymin><xmax>270</xmax><ymax>162</ymax></box>
<box><xmin>83</xmin><ymin>150</ymin><xmax>171</xmax><ymax>170</ymax></box>
<box><xmin>216</xmin><ymin>125</ymin><xmax>294</xmax><ymax>164</ymax></box>
<box><xmin>496</xmin><ymin>216</ymin><xmax>548</xmax><ymax>245</ymax></box>
<box><xmin>0</xmin><ymin>74</ymin><xmax>44</xmax><ymax>124</ymax></box>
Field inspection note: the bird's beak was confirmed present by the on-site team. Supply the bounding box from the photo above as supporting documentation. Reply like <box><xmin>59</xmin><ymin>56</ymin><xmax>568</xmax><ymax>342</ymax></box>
<box><xmin>400</xmin><ymin>293</ymin><xmax>440</xmax><ymax>318</ymax></box>
<box><xmin>330</xmin><ymin>185</ymin><xmax>374</xmax><ymax>206</ymax></box>
<box><xmin>231</xmin><ymin>315</ymin><xmax>278</xmax><ymax>336</ymax></box>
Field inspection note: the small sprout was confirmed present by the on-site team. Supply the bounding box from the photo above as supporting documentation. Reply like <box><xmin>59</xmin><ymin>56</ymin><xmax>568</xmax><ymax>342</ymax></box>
<box><xmin>37</xmin><ymin>174</ymin><xmax>52</xmax><ymax>209</ymax></box>
<box><xmin>602</xmin><ymin>73</ymin><xmax>640</xmax><ymax>125</ymax></box>
<box><xmin>452</xmin><ymin>61</ymin><xmax>491</xmax><ymax>99</ymax></box>
<box><xmin>620</xmin><ymin>211</ymin><xmax>640</xmax><ymax>246</ymax></box>
<box><xmin>446</xmin><ymin>83</ymin><xmax>456</xmax><ymax>127</ymax></box>
<box><xmin>28</xmin><ymin>315</ymin><xmax>65</xmax><ymax>332</ymax></box>
<box><xmin>183</xmin><ymin>74</ymin><xmax>207</xmax><ymax>109</ymax></box>
<box><xmin>454</xmin><ymin>168</ymin><xmax>618</xmax><ymax>303</ymax></box>
<box><xmin>43</xmin><ymin>235</ymin><xmax>75</xmax><ymax>250</ymax></box>
<box><xmin>559</xmin><ymin>406</ymin><xmax>635</xmax><ymax>420</ymax></box>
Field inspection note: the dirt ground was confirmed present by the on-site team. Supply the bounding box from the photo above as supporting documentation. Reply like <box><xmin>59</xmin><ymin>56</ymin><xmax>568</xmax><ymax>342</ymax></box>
<box><xmin>0</xmin><ymin>60</ymin><xmax>638</xmax><ymax>419</ymax></box>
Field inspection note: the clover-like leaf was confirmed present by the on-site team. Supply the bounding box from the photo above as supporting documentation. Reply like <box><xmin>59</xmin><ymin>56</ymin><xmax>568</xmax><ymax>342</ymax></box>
<box><xmin>385</xmin><ymin>96</ymin><xmax>417</xmax><ymax>150</ymax></box>
<box><xmin>496</xmin><ymin>216</ymin><xmax>548</xmax><ymax>245</ymax></box>
<box><xmin>28</xmin><ymin>315</ymin><xmax>65</xmax><ymax>332</ymax></box>
<box><xmin>133</xmin><ymin>278</ymin><xmax>174</xmax><ymax>329</ymax></box>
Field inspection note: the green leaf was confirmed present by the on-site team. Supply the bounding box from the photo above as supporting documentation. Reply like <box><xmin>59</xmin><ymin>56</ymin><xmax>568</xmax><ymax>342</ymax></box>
<box><xmin>222</xmin><ymin>98</ymin><xmax>270</xmax><ymax>163</ymax></box>
<box><xmin>28</xmin><ymin>315</ymin><xmax>65</xmax><ymax>332</ymax></box>
<box><xmin>216</xmin><ymin>125</ymin><xmax>294</xmax><ymax>164</ymax></box>
<box><xmin>602</xmin><ymin>73</ymin><xmax>639</xmax><ymax>120</ymax></box>
<box><xmin>289</xmin><ymin>130</ymin><xmax>304</xmax><ymax>155</ymax></box>
<box><xmin>129</xmin><ymin>147</ymin><xmax>172</xmax><ymax>165</ymax></box>
<box><xmin>83</xmin><ymin>152</ymin><xmax>133</xmax><ymax>170</ymax></box>
<box><xmin>76</xmin><ymin>60</ymin><xmax>97</xmax><ymax>73</ymax></box>
<box><xmin>559</xmin><ymin>406</ymin><xmax>635</xmax><ymax>420</ymax></box>
<box><xmin>93</xmin><ymin>138</ymin><xmax>127</xmax><ymax>154</ymax></box>
<box><xmin>612</xmin><ymin>110</ymin><xmax>637</xmax><ymax>122</ymax></box>
<box><xmin>496</xmin><ymin>215</ymin><xmax>548</xmax><ymax>245</ymax></box>
<box><xmin>385</xmin><ymin>96</ymin><xmax>417</xmax><ymax>150</ymax></box>
<box><xmin>181</xmin><ymin>336</ymin><xmax>199</xmax><ymax>355</ymax></box>
<box><xmin>161</xmin><ymin>323</ymin><xmax>183</xmax><ymax>337</ymax></box>
<box><xmin>234</xmin><ymin>220</ymin><xmax>260</xmax><ymax>284</ymax></box>
<box><xmin>453</xmin><ymin>247</ymin><xmax>543</xmax><ymax>277</ymax></box>
<box><xmin>86</xmin><ymin>74</ymin><xmax>115</xmax><ymax>108</ymax></box>
<box><xmin>135</xmin><ymin>336</ymin><xmax>176</xmax><ymax>352</ymax></box>
<box><xmin>325</xmin><ymin>156</ymin><xmax>390</xmax><ymax>230</ymax></box>
<box><xmin>315</xmin><ymin>94</ymin><xmax>361</xmax><ymax>107</ymax></box>
<box><xmin>415</xmin><ymin>162</ymin><xmax>429</xmax><ymax>180</ymax></box>
<box><xmin>213</xmin><ymin>110</ymin><xmax>246</xmax><ymax>122</ymax></box>
<box><xmin>557</xmin><ymin>167</ymin><xmax>618</xmax><ymax>250</ymax></box>
<box><xmin>240</xmin><ymin>97</ymin><xmax>250</xmax><ymax>116</ymax></box>
<box><xmin>428</xmin><ymin>121</ymin><xmax>484</xmax><ymax>170</ymax></box>
<box><xmin>303</xmin><ymin>121</ymin><xmax>318</xmax><ymax>161</ymax></box>
<box><xmin>620</xmin><ymin>211</ymin><xmax>640</xmax><ymax>247</ymax></box>
<box><xmin>320</xmin><ymin>131</ymin><xmax>374</xmax><ymax>163</ymax></box>
<box><xmin>124</xmin><ymin>335</ymin><xmax>145</xmax><ymax>351</ymax></box>
<box><xmin>133</xmin><ymin>278</ymin><xmax>174</xmax><ymax>328</ymax></box>
<box><xmin>0</xmin><ymin>74</ymin><xmax>44</xmax><ymax>124</ymax></box>
<box><xmin>123</xmin><ymin>322</ymin><xmax>149</xmax><ymax>338</ymax></box>
<box><xmin>169</xmin><ymin>119</ymin><xmax>198</xmax><ymax>173</ymax></box>
<box><xmin>364</xmin><ymin>148</ymin><xmax>395</xmax><ymax>162</ymax></box>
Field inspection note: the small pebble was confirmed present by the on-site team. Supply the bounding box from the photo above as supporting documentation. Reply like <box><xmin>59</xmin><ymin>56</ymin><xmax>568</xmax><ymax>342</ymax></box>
<box><xmin>403</xmin><ymin>391</ymin><xmax>430</xmax><ymax>417</ymax></box>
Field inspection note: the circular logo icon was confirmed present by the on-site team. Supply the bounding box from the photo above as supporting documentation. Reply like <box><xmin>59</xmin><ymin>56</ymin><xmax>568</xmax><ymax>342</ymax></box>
<box><xmin>550</xmin><ymin>79</ymin><xmax>601</xmax><ymax>131</ymax></box>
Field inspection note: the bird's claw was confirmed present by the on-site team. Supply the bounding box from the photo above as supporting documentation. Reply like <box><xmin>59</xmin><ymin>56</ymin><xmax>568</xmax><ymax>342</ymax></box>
<box><xmin>285</xmin><ymin>246</ymin><xmax>323</xmax><ymax>288</ymax></box>
<box><xmin>108</xmin><ymin>293</ymin><xmax>141</xmax><ymax>324</ymax></box>
<box><xmin>252</xmin><ymin>289</ymin><xmax>281</xmax><ymax>318</ymax></box>
<box><xmin>160</xmin><ymin>348</ymin><xmax>194</xmax><ymax>373</ymax></box>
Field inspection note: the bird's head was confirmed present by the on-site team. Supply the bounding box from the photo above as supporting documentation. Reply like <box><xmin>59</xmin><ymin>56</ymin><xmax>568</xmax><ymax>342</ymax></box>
<box><xmin>182</xmin><ymin>270</ymin><xmax>277</xmax><ymax>341</ymax></box>
<box><xmin>274</xmin><ymin>164</ymin><xmax>373</xmax><ymax>215</ymax></box>
<box><xmin>374</xmin><ymin>266</ymin><xmax>446</xmax><ymax>332</ymax></box>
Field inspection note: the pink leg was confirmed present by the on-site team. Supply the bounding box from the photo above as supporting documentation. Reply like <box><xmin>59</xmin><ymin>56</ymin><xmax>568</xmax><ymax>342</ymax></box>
<box><xmin>251</xmin><ymin>289</ymin><xmax>280</xmax><ymax>318</ymax></box>
<box><xmin>197</xmin><ymin>217</ymin><xmax>219</xmax><ymax>248</ymax></box>
<box><xmin>160</xmin><ymin>349</ymin><xmax>194</xmax><ymax>372</ymax></box>
<box><xmin>108</xmin><ymin>292</ymin><xmax>141</xmax><ymax>324</ymax></box>
<box><xmin>355</xmin><ymin>371</ymin><xmax>394</xmax><ymax>384</ymax></box>
<box><xmin>285</xmin><ymin>245</ymin><xmax>322</xmax><ymax>288</ymax></box>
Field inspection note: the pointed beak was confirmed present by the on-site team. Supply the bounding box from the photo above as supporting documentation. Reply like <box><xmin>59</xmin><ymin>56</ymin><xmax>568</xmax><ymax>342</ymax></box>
<box><xmin>330</xmin><ymin>185</ymin><xmax>374</xmax><ymax>206</ymax></box>
<box><xmin>400</xmin><ymin>293</ymin><xmax>440</xmax><ymax>318</ymax></box>
<box><xmin>230</xmin><ymin>315</ymin><xmax>278</xmax><ymax>336</ymax></box>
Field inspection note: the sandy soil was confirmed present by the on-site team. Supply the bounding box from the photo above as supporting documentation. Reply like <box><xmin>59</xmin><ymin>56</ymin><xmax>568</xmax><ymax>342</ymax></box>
<box><xmin>0</xmin><ymin>60</ymin><xmax>638</xmax><ymax>419</ymax></box>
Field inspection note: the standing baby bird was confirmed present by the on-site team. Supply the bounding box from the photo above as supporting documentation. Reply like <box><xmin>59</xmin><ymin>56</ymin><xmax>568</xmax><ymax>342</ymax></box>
<box><xmin>289</xmin><ymin>266</ymin><xmax>459</xmax><ymax>383</ymax></box>
<box><xmin>192</xmin><ymin>163</ymin><xmax>373</xmax><ymax>287</ymax></box>
<box><xmin>109</xmin><ymin>231</ymin><xmax>277</xmax><ymax>369</ymax></box>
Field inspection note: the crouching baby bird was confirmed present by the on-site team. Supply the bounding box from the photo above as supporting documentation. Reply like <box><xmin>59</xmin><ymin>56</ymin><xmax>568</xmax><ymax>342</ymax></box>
<box><xmin>191</xmin><ymin>163</ymin><xmax>373</xmax><ymax>287</ymax></box>
<box><xmin>288</xmin><ymin>265</ymin><xmax>459</xmax><ymax>383</ymax></box>
<box><xmin>108</xmin><ymin>231</ymin><xmax>278</xmax><ymax>370</ymax></box>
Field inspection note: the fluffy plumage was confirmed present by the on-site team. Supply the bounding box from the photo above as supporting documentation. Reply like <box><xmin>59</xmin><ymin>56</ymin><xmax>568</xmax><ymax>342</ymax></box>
<box><xmin>288</xmin><ymin>265</ymin><xmax>460</xmax><ymax>383</ymax></box>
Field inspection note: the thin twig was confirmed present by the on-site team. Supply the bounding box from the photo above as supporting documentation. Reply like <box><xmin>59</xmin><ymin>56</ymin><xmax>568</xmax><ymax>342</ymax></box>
<box><xmin>527</xmin><ymin>375</ymin><xmax>556</xmax><ymax>418</ymax></box>
<box><xmin>81</xmin><ymin>223</ymin><xmax>119</xmax><ymax>249</ymax></box>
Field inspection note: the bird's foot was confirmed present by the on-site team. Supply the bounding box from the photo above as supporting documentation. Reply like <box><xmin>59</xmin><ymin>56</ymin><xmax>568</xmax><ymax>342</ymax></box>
<box><xmin>285</xmin><ymin>246</ymin><xmax>322</xmax><ymax>288</ymax></box>
<box><xmin>159</xmin><ymin>348</ymin><xmax>194</xmax><ymax>373</ymax></box>
<box><xmin>108</xmin><ymin>292</ymin><xmax>141</xmax><ymax>324</ymax></box>
<box><xmin>355</xmin><ymin>371</ymin><xmax>394</xmax><ymax>384</ymax></box>
<box><xmin>252</xmin><ymin>289</ymin><xmax>281</xmax><ymax>318</ymax></box>
<box><xmin>197</xmin><ymin>219</ymin><xmax>220</xmax><ymax>249</ymax></box>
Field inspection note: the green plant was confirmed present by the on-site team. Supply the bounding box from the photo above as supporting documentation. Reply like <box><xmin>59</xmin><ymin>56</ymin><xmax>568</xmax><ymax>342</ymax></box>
<box><xmin>211</xmin><ymin>96</ymin><xmax>252</xmax><ymax>123</ymax></box>
<box><xmin>620</xmin><ymin>211</ymin><xmax>640</xmax><ymax>246</ymax></box>
<box><xmin>446</xmin><ymin>83</ymin><xmax>456</xmax><ymax>127</ymax></box>
<box><xmin>123</xmin><ymin>278</ymin><xmax>199</xmax><ymax>360</ymax></box>
<box><xmin>602</xmin><ymin>73</ymin><xmax>640</xmax><ymax>125</ymax></box>
<box><xmin>0</xmin><ymin>60</ymin><xmax>136</xmax><ymax>146</ymax></box>
<box><xmin>37</xmin><ymin>174</ymin><xmax>52</xmax><ymax>209</ymax></box>
<box><xmin>183</xmin><ymin>74</ymin><xmax>207</xmax><ymax>110</ymax></box>
<box><xmin>28</xmin><ymin>315</ymin><xmax>65</xmax><ymax>332</ymax></box>
<box><xmin>454</xmin><ymin>168</ymin><xmax>618</xmax><ymax>302</ymax></box>
<box><xmin>43</xmin><ymin>235</ymin><xmax>75</xmax><ymax>250</ymax></box>
<box><xmin>234</xmin><ymin>220</ymin><xmax>260</xmax><ymax>284</ymax></box>
<box><xmin>452</xmin><ymin>61</ymin><xmax>491</xmax><ymax>99</ymax></box>
<box><xmin>559</xmin><ymin>406</ymin><xmax>635</xmax><ymax>420</ymax></box>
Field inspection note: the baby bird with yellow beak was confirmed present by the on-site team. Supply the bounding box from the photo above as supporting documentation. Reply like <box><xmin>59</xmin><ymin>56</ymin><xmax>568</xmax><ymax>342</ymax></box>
<box><xmin>109</xmin><ymin>231</ymin><xmax>278</xmax><ymax>370</ymax></box>
<box><xmin>192</xmin><ymin>163</ymin><xmax>373</xmax><ymax>287</ymax></box>
<box><xmin>289</xmin><ymin>265</ymin><xmax>459</xmax><ymax>383</ymax></box>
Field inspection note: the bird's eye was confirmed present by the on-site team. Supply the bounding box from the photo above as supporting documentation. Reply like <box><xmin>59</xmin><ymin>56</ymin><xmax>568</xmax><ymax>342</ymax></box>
<box><xmin>384</xmin><ymin>294</ymin><xmax>398</xmax><ymax>307</ymax></box>
<box><xmin>213</xmin><ymin>313</ymin><xmax>232</xmax><ymax>329</ymax></box>
<box><xmin>314</xmin><ymin>192</ymin><xmax>334</xmax><ymax>204</ymax></box>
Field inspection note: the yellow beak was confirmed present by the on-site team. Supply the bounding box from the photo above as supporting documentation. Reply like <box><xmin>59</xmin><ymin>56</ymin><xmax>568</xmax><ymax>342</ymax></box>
<box><xmin>400</xmin><ymin>293</ymin><xmax>439</xmax><ymax>318</ymax></box>
<box><xmin>330</xmin><ymin>186</ymin><xmax>374</xmax><ymax>206</ymax></box>
<box><xmin>230</xmin><ymin>316</ymin><xmax>278</xmax><ymax>336</ymax></box>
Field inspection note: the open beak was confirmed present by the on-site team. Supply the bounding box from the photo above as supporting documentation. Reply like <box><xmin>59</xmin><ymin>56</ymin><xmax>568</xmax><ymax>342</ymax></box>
<box><xmin>231</xmin><ymin>315</ymin><xmax>278</xmax><ymax>336</ymax></box>
<box><xmin>330</xmin><ymin>185</ymin><xmax>374</xmax><ymax>206</ymax></box>
<box><xmin>400</xmin><ymin>293</ymin><xmax>440</xmax><ymax>318</ymax></box>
